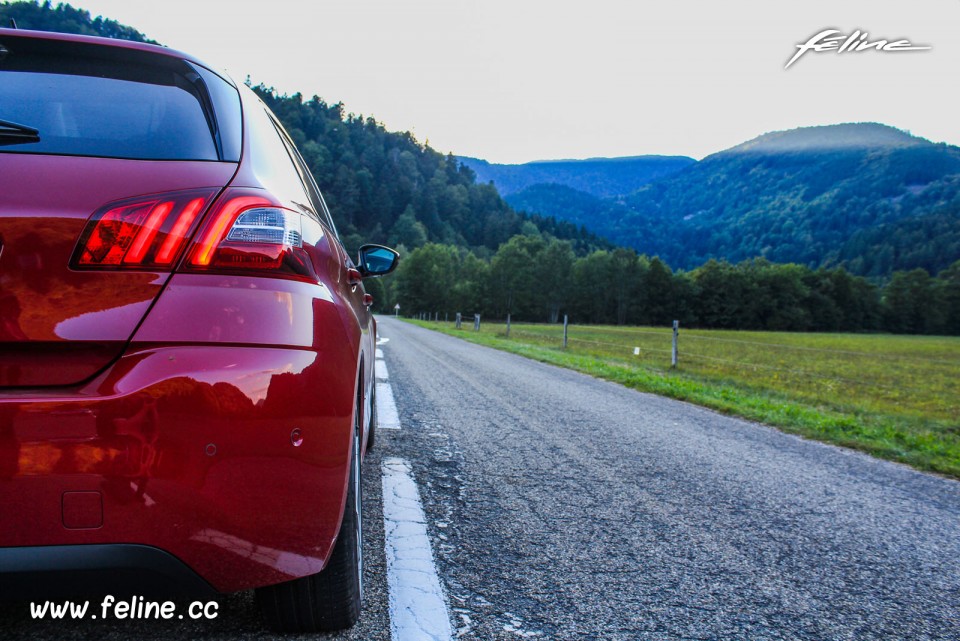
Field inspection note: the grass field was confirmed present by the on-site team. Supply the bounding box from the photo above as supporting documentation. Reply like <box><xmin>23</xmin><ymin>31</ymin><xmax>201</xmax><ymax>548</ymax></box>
<box><xmin>405</xmin><ymin>319</ymin><xmax>960</xmax><ymax>478</ymax></box>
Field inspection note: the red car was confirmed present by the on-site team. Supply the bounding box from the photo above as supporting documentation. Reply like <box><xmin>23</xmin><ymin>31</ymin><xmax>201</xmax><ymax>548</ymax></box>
<box><xmin>0</xmin><ymin>27</ymin><xmax>396</xmax><ymax>632</ymax></box>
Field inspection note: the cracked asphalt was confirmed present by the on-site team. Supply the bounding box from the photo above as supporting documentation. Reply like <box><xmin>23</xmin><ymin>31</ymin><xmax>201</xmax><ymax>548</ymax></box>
<box><xmin>3</xmin><ymin>316</ymin><xmax>959</xmax><ymax>640</ymax></box>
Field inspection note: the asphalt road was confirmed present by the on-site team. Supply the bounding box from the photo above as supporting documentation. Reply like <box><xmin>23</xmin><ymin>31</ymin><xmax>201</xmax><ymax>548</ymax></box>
<box><xmin>5</xmin><ymin>317</ymin><xmax>960</xmax><ymax>640</ymax></box>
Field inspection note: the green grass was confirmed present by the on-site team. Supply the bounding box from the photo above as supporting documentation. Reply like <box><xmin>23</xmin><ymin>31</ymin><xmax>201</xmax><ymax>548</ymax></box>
<box><xmin>404</xmin><ymin>319</ymin><xmax>960</xmax><ymax>478</ymax></box>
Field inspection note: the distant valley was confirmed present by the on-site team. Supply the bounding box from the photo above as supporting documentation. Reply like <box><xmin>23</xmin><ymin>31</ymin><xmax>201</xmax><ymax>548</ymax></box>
<box><xmin>479</xmin><ymin>124</ymin><xmax>960</xmax><ymax>278</ymax></box>
<box><xmin>458</xmin><ymin>155</ymin><xmax>695</xmax><ymax>198</ymax></box>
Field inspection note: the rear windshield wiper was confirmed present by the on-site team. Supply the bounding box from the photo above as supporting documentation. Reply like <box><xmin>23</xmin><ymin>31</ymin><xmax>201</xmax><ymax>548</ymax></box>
<box><xmin>0</xmin><ymin>118</ymin><xmax>40</xmax><ymax>145</ymax></box>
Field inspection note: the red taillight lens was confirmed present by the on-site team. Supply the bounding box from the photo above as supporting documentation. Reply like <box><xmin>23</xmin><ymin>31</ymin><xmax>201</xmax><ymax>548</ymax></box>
<box><xmin>72</xmin><ymin>189</ymin><xmax>216</xmax><ymax>270</ymax></box>
<box><xmin>183</xmin><ymin>190</ymin><xmax>316</xmax><ymax>281</ymax></box>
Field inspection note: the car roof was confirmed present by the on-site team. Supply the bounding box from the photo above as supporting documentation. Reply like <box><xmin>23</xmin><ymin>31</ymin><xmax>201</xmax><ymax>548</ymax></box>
<box><xmin>0</xmin><ymin>27</ymin><xmax>235</xmax><ymax>87</ymax></box>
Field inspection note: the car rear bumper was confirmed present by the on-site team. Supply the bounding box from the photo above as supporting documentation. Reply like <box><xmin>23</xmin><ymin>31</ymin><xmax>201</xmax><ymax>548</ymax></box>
<box><xmin>0</xmin><ymin>544</ymin><xmax>216</xmax><ymax>600</ymax></box>
<box><xmin>0</xmin><ymin>344</ymin><xmax>355</xmax><ymax>593</ymax></box>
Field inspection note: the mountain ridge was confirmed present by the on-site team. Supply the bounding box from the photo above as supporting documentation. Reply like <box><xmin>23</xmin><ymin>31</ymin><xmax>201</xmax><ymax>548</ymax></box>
<box><xmin>458</xmin><ymin>154</ymin><xmax>695</xmax><ymax>198</ymax></box>
<box><xmin>503</xmin><ymin>123</ymin><xmax>960</xmax><ymax>277</ymax></box>
<box><xmin>724</xmin><ymin>122</ymin><xmax>928</xmax><ymax>154</ymax></box>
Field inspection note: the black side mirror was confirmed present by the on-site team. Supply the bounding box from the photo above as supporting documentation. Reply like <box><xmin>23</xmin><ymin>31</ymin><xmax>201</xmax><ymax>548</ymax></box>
<box><xmin>357</xmin><ymin>244</ymin><xmax>399</xmax><ymax>277</ymax></box>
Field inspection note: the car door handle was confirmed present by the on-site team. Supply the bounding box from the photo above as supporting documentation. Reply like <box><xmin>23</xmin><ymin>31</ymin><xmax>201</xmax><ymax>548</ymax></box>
<box><xmin>363</xmin><ymin>294</ymin><xmax>374</xmax><ymax>307</ymax></box>
<box><xmin>346</xmin><ymin>268</ymin><xmax>362</xmax><ymax>286</ymax></box>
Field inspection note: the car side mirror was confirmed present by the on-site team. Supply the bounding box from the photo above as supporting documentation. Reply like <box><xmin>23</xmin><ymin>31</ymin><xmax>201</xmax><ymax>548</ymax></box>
<box><xmin>357</xmin><ymin>244</ymin><xmax>399</xmax><ymax>277</ymax></box>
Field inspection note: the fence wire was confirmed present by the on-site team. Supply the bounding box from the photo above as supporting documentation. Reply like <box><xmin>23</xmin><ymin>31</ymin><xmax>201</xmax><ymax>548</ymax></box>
<box><xmin>437</xmin><ymin>319</ymin><xmax>958</xmax><ymax>403</ymax></box>
<box><xmin>500</xmin><ymin>322</ymin><xmax>955</xmax><ymax>365</ymax></box>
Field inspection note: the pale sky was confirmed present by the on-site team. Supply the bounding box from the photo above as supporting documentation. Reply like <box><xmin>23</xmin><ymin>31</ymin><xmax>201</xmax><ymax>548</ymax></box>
<box><xmin>73</xmin><ymin>0</ymin><xmax>959</xmax><ymax>163</ymax></box>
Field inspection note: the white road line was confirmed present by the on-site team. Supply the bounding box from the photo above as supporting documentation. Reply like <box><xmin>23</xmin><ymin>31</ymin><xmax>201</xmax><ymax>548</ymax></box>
<box><xmin>377</xmin><ymin>336</ymin><xmax>391</xmax><ymax>345</ymax></box>
<box><xmin>376</xmin><ymin>348</ymin><xmax>384</xmax><ymax>359</ymax></box>
<box><xmin>382</xmin><ymin>457</ymin><xmax>453</xmax><ymax>641</ymax></box>
<box><xmin>376</xmin><ymin>360</ymin><xmax>390</xmax><ymax>380</ymax></box>
<box><xmin>376</xmin><ymin>380</ymin><xmax>401</xmax><ymax>430</ymax></box>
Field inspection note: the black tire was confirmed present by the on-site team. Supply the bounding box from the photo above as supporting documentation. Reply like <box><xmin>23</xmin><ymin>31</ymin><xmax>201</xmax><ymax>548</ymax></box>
<box><xmin>256</xmin><ymin>411</ymin><xmax>363</xmax><ymax>632</ymax></box>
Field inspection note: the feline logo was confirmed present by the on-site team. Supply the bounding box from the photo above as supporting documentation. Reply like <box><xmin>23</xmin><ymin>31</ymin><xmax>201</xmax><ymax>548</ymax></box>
<box><xmin>786</xmin><ymin>29</ymin><xmax>931</xmax><ymax>69</ymax></box>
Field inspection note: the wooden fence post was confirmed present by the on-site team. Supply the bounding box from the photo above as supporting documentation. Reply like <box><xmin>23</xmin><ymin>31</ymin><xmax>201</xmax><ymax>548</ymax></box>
<box><xmin>672</xmin><ymin>320</ymin><xmax>679</xmax><ymax>368</ymax></box>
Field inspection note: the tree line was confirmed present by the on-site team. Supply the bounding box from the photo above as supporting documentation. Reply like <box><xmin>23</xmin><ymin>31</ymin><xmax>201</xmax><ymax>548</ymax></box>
<box><xmin>376</xmin><ymin>233</ymin><xmax>960</xmax><ymax>335</ymax></box>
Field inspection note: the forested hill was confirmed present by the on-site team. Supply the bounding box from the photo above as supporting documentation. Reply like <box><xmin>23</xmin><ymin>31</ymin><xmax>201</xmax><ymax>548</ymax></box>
<box><xmin>505</xmin><ymin>184</ymin><xmax>631</xmax><ymax>235</ymax></box>
<box><xmin>0</xmin><ymin>0</ymin><xmax>610</xmax><ymax>257</ymax></box>
<box><xmin>0</xmin><ymin>0</ymin><xmax>153</xmax><ymax>42</ymax></box>
<box><xmin>508</xmin><ymin>124</ymin><xmax>960</xmax><ymax>278</ymax></box>
<box><xmin>626</xmin><ymin>124</ymin><xmax>960</xmax><ymax>276</ymax></box>
<box><xmin>458</xmin><ymin>155</ymin><xmax>695</xmax><ymax>198</ymax></box>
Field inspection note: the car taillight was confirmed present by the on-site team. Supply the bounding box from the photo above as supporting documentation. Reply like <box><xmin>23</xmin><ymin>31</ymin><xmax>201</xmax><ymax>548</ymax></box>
<box><xmin>182</xmin><ymin>190</ymin><xmax>317</xmax><ymax>281</ymax></box>
<box><xmin>71</xmin><ymin>189</ymin><xmax>216</xmax><ymax>270</ymax></box>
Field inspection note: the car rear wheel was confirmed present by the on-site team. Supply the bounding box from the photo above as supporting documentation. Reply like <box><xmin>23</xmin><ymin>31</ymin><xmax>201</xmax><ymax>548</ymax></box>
<box><xmin>256</xmin><ymin>408</ymin><xmax>363</xmax><ymax>632</ymax></box>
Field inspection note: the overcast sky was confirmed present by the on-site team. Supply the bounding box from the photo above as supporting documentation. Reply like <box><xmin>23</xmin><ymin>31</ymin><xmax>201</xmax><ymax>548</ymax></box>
<box><xmin>75</xmin><ymin>0</ymin><xmax>959</xmax><ymax>163</ymax></box>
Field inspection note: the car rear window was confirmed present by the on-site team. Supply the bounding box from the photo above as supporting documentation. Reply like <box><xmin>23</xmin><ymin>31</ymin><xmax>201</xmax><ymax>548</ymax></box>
<box><xmin>0</xmin><ymin>37</ymin><xmax>241</xmax><ymax>162</ymax></box>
